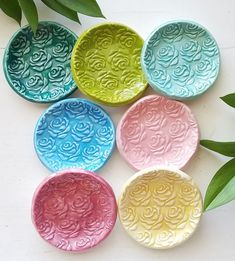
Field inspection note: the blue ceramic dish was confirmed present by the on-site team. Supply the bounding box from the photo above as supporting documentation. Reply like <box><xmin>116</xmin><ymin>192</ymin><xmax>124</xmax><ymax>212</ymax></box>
<box><xmin>34</xmin><ymin>98</ymin><xmax>115</xmax><ymax>172</ymax></box>
<box><xmin>3</xmin><ymin>21</ymin><xmax>77</xmax><ymax>103</ymax></box>
<box><xmin>141</xmin><ymin>20</ymin><xmax>220</xmax><ymax>100</ymax></box>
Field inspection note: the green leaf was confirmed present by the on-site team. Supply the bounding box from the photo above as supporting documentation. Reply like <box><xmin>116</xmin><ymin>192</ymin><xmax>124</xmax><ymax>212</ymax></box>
<box><xmin>18</xmin><ymin>0</ymin><xmax>38</xmax><ymax>33</ymax></box>
<box><xmin>0</xmin><ymin>0</ymin><xmax>22</xmax><ymax>25</ymax></box>
<box><xmin>57</xmin><ymin>0</ymin><xmax>105</xmax><ymax>18</ymax></box>
<box><xmin>204</xmin><ymin>158</ymin><xmax>235</xmax><ymax>211</ymax></box>
<box><xmin>220</xmin><ymin>93</ymin><xmax>235</xmax><ymax>108</ymax></box>
<box><xmin>41</xmin><ymin>0</ymin><xmax>80</xmax><ymax>23</ymax></box>
<box><xmin>200</xmin><ymin>140</ymin><xmax>235</xmax><ymax>157</ymax></box>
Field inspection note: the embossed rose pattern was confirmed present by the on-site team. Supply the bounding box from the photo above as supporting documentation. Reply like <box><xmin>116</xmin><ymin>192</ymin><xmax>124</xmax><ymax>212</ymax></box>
<box><xmin>118</xmin><ymin>169</ymin><xmax>202</xmax><ymax>249</ymax></box>
<box><xmin>72</xmin><ymin>24</ymin><xmax>147</xmax><ymax>104</ymax></box>
<box><xmin>142</xmin><ymin>21</ymin><xmax>220</xmax><ymax>98</ymax></box>
<box><xmin>32</xmin><ymin>170</ymin><xmax>117</xmax><ymax>252</ymax></box>
<box><xmin>117</xmin><ymin>95</ymin><xmax>199</xmax><ymax>170</ymax></box>
<box><xmin>35</xmin><ymin>99</ymin><xmax>115</xmax><ymax>172</ymax></box>
<box><xmin>5</xmin><ymin>22</ymin><xmax>76</xmax><ymax>102</ymax></box>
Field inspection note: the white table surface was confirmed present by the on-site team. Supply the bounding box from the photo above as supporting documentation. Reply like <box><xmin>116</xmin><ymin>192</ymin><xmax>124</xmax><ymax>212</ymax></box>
<box><xmin>1</xmin><ymin>0</ymin><xmax>235</xmax><ymax>260</ymax></box>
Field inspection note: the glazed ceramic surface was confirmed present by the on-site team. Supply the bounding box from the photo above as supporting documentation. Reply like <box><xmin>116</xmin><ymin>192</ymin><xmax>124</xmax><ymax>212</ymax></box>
<box><xmin>3</xmin><ymin>21</ymin><xmax>77</xmax><ymax>103</ymax></box>
<box><xmin>34</xmin><ymin>98</ymin><xmax>115</xmax><ymax>172</ymax></box>
<box><xmin>71</xmin><ymin>23</ymin><xmax>147</xmax><ymax>106</ymax></box>
<box><xmin>32</xmin><ymin>169</ymin><xmax>117</xmax><ymax>252</ymax></box>
<box><xmin>118</xmin><ymin>167</ymin><xmax>203</xmax><ymax>249</ymax></box>
<box><xmin>141</xmin><ymin>21</ymin><xmax>220</xmax><ymax>100</ymax></box>
<box><xmin>116</xmin><ymin>95</ymin><xmax>199</xmax><ymax>170</ymax></box>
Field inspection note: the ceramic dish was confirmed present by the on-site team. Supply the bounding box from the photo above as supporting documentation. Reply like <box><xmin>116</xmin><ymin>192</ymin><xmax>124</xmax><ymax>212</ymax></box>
<box><xmin>3</xmin><ymin>21</ymin><xmax>77</xmax><ymax>103</ymax></box>
<box><xmin>34</xmin><ymin>98</ymin><xmax>115</xmax><ymax>172</ymax></box>
<box><xmin>141</xmin><ymin>20</ymin><xmax>220</xmax><ymax>100</ymax></box>
<box><xmin>118</xmin><ymin>166</ymin><xmax>203</xmax><ymax>249</ymax></box>
<box><xmin>32</xmin><ymin>169</ymin><xmax>117</xmax><ymax>252</ymax></box>
<box><xmin>71</xmin><ymin>23</ymin><xmax>148</xmax><ymax>106</ymax></box>
<box><xmin>116</xmin><ymin>95</ymin><xmax>199</xmax><ymax>170</ymax></box>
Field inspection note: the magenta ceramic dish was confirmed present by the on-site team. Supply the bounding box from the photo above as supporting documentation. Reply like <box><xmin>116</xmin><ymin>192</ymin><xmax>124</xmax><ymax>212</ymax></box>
<box><xmin>116</xmin><ymin>95</ymin><xmax>199</xmax><ymax>170</ymax></box>
<box><xmin>32</xmin><ymin>169</ymin><xmax>117</xmax><ymax>252</ymax></box>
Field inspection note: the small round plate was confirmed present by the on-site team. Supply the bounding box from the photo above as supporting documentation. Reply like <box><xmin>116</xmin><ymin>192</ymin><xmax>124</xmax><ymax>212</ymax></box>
<box><xmin>118</xmin><ymin>166</ymin><xmax>203</xmax><ymax>249</ymax></box>
<box><xmin>34</xmin><ymin>98</ymin><xmax>115</xmax><ymax>172</ymax></box>
<box><xmin>116</xmin><ymin>95</ymin><xmax>199</xmax><ymax>170</ymax></box>
<box><xmin>71</xmin><ymin>23</ymin><xmax>147</xmax><ymax>106</ymax></box>
<box><xmin>3</xmin><ymin>21</ymin><xmax>77</xmax><ymax>103</ymax></box>
<box><xmin>141</xmin><ymin>20</ymin><xmax>220</xmax><ymax>100</ymax></box>
<box><xmin>32</xmin><ymin>169</ymin><xmax>117</xmax><ymax>252</ymax></box>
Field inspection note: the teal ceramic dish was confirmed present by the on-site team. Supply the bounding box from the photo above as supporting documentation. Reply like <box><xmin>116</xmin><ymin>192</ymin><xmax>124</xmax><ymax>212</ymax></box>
<box><xmin>141</xmin><ymin>21</ymin><xmax>220</xmax><ymax>100</ymax></box>
<box><xmin>3</xmin><ymin>21</ymin><xmax>77</xmax><ymax>103</ymax></box>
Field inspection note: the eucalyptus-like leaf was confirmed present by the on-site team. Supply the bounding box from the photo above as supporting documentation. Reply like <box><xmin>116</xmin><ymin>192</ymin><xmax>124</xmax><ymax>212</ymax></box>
<box><xmin>57</xmin><ymin>0</ymin><xmax>105</xmax><ymax>18</ymax></box>
<box><xmin>0</xmin><ymin>0</ymin><xmax>22</xmax><ymax>25</ymax></box>
<box><xmin>200</xmin><ymin>140</ymin><xmax>235</xmax><ymax>157</ymax></box>
<box><xmin>220</xmin><ymin>93</ymin><xmax>235</xmax><ymax>108</ymax></box>
<box><xmin>18</xmin><ymin>0</ymin><xmax>38</xmax><ymax>33</ymax></box>
<box><xmin>41</xmin><ymin>0</ymin><xmax>80</xmax><ymax>23</ymax></box>
<box><xmin>204</xmin><ymin>158</ymin><xmax>235</xmax><ymax>211</ymax></box>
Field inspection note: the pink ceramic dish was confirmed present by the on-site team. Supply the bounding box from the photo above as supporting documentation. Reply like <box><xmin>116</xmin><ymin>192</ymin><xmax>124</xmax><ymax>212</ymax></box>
<box><xmin>32</xmin><ymin>169</ymin><xmax>117</xmax><ymax>252</ymax></box>
<box><xmin>116</xmin><ymin>95</ymin><xmax>199</xmax><ymax>170</ymax></box>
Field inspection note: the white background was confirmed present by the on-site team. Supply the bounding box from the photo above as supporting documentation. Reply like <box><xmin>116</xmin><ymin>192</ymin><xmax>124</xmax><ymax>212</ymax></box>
<box><xmin>0</xmin><ymin>0</ymin><xmax>235</xmax><ymax>260</ymax></box>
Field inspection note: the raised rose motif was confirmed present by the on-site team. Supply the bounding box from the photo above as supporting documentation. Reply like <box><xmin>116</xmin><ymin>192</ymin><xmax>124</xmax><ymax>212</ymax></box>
<box><xmin>109</xmin><ymin>50</ymin><xmax>129</xmax><ymax>71</ymax></box>
<box><xmin>37</xmin><ymin>220</ymin><xmax>55</xmax><ymax>240</ymax></box>
<box><xmin>95</xmin><ymin>126</ymin><xmax>114</xmax><ymax>145</ymax></box>
<box><xmin>168</xmin><ymin>119</ymin><xmax>189</xmax><ymax>141</ymax></box>
<box><xmin>8</xmin><ymin>58</ymin><xmax>29</xmax><ymax>78</ymax></box>
<box><xmin>10</xmin><ymin>34</ymin><xmax>30</xmax><ymax>57</ymax></box>
<box><xmin>29</xmin><ymin>50</ymin><xmax>52</xmax><ymax>72</ymax></box>
<box><xmin>68</xmin><ymin>191</ymin><xmax>94</xmax><ymax>218</ymax></box>
<box><xmin>150</xmin><ymin>69</ymin><xmax>172</xmax><ymax>90</ymax></box>
<box><xmin>52</xmin><ymin>41</ymin><xmax>72</xmax><ymax>62</ymax></box>
<box><xmin>26</xmin><ymin>75</ymin><xmax>48</xmax><ymax>94</ymax></box>
<box><xmin>139</xmin><ymin>207</ymin><xmax>163</xmax><ymax>230</ymax></box>
<box><xmin>157</xmin><ymin>45</ymin><xmax>179</xmax><ymax>67</ymax></box>
<box><xmin>149</xmin><ymin>134</ymin><xmax>170</xmax><ymax>155</ymax></box>
<box><xmin>48</xmin><ymin>117</ymin><xmax>70</xmax><ymax>138</ymax></box>
<box><xmin>184</xmin><ymin>23</ymin><xmax>205</xmax><ymax>39</ymax></box>
<box><xmin>65</xmin><ymin>101</ymin><xmax>88</xmax><ymax>119</ymax></box>
<box><xmin>97</xmin><ymin>71</ymin><xmax>119</xmax><ymax>90</ymax></box>
<box><xmin>57</xmin><ymin>141</ymin><xmax>80</xmax><ymax>162</ymax></box>
<box><xmin>172</xmin><ymin>64</ymin><xmax>195</xmax><ymax>86</ymax></box>
<box><xmin>195</xmin><ymin>58</ymin><xmax>216</xmax><ymax>78</ymax></box>
<box><xmin>86</xmin><ymin>50</ymin><xmax>106</xmax><ymax>72</ymax></box>
<box><xmin>82</xmin><ymin>145</ymin><xmax>101</xmax><ymax>164</ymax></box>
<box><xmin>88</xmin><ymin>106</ymin><xmax>106</xmax><ymax>124</ymax></box>
<box><xmin>152</xmin><ymin>180</ymin><xmax>175</xmax><ymax>206</ymax></box>
<box><xmin>178</xmin><ymin>182</ymin><xmax>200</xmax><ymax>206</ymax></box>
<box><xmin>128</xmin><ymin>182</ymin><xmax>151</xmax><ymax>207</ymax></box>
<box><xmin>44</xmin><ymin>195</ymin><xmax>68</xmax><ymax>220</ymax></box>
<box><xmin>36</xmin><ymin>137</ymin><xmax>56</xmax><ymax>156</ymax></box>
<box><xmin>117</xmin><ymin>29</ymin><xmax>136</xmax><ymax>48</ymax></box>
<box><xmin>93</xmin><ymin>28</ymin><xmax>113</xmax><ymax>49</ymax></box>
<box><xmin>71</xmin><ymin>122</ymin><xmax>95</xmax><ymax>143</ymax></box>
<box><xmin>164</xmin><ymin>206</ymin><xmax>187</xmax><ymax>229</ymax></box>
<box><xmin>180</xmin><ymin>40</ymin><xmax>201</xmax><ymax>62</ymax></box>
<box><xmin>161</xmin><ymin>23</ymin><xmax>183</xmax><ymax>43</ymax></box>
<box><xmin>56</xmin><ymin>218</ymin><xmax>80</xmax><ymax>239</ymax></box>
<box><xmin>48</xmin><ymin>66</ymin><xmax>66</xmax><ymax>83</ymax></box>
<box><xmin>32</xmin><ymin>26</ymin><xmax>52</xmax><ymax>47</ymax></box>
<box><xmin>202</xmin><ymin>37</ymin><xmax>219</xmax><ymax>57</ymax></box>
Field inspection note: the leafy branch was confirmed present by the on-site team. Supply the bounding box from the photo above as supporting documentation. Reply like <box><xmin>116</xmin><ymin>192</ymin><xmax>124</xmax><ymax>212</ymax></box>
<box><xmin>0</xmin><ymin>0</ymin><xmax>104</xmax><ymax>33</ymax></box>
<box><xmin>201</xmin><ymin>93</ymin><xmax>235</xmax><ymax>211</ymax></box>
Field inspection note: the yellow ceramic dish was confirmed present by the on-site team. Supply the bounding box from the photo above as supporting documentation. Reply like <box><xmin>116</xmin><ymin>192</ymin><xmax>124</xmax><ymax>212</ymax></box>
<box><xmin>71</xmin><ymin>23</ymin><xmax>147</xmax><ymax>106</ymax></box>
<box><xmin>118</xmin><ymin>167</ymin><xmax>203</xmax><ymax>249</ymax></box>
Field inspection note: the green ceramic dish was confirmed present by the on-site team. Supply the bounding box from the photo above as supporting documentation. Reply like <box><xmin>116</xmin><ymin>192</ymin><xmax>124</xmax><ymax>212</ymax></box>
<box><xmin>71</xmin><ymin>23</ymin><xmax>148</xmax><ymax>106</ymax></box>
<box><xmin>3</xmin><ymin>21</ymin><xmax>77</xmax><ymax>103</ymax></box>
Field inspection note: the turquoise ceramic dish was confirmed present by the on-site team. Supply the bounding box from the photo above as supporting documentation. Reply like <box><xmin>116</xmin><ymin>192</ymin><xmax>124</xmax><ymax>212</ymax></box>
<box><xmin>34</xmin><ymin>98</ymin><xmax>115</xmax><ymax>172</ymax></box>
<box><xmin>141</xmin><ymin>20</ymin><xmax>220</xmax><ymax>100</ymax></box>
<box><xmin>3</xmin><ymin>21</ymin><xmax>77</xmax><ymax>103</ymax></box>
